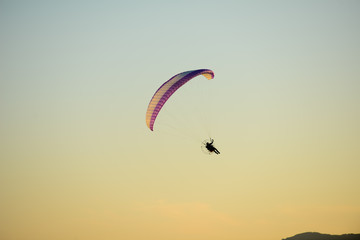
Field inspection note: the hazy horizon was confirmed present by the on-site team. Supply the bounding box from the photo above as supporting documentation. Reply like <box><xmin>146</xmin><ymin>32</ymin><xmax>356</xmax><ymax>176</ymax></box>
<box><xmin>1</xmin><ymin>1</ymin><xmax>359</xmax><ymax>240</ymax></box>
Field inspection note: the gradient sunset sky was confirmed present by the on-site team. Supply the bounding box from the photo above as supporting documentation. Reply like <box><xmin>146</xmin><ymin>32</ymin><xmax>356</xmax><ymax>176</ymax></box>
<box><xmin>1</xmin><ymin>1</ymin><xmax>359</xmax><ymax>240</ymax></box>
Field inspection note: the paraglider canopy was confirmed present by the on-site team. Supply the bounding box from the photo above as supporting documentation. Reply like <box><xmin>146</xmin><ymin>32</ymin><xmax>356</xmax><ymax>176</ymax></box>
<box><xmin>145</xmin><ymin>69</ymin><xmax>214</xmax><ymax>131</ymax></box>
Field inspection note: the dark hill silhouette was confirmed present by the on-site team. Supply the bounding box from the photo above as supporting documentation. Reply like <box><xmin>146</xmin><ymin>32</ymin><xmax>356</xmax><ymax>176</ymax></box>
<box><xmin>283</xmin><ymin>232</ymin><xmax>360</xmax><ymax>240</ymax></box>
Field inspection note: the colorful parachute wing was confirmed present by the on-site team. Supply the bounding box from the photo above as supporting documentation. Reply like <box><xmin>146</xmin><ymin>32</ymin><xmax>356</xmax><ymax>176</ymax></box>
<box><xmin>146</xmin><ymin>69</ymin><xmax>214</xmax><ymax>131</ymax></box>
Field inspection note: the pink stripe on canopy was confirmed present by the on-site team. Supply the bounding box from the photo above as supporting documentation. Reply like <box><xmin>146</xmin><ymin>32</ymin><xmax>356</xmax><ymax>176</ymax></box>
<box><xmin>146</xmin><ymin>69</ymin><xmax>214</xmax><ymax>131</ymax></box>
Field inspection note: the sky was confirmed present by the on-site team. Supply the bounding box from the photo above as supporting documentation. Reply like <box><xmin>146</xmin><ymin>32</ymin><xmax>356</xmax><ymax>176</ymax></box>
<box><xmin>1</xmin><ymin>1</ymin><xmax>360</xmax><ymax>240</ymax></box>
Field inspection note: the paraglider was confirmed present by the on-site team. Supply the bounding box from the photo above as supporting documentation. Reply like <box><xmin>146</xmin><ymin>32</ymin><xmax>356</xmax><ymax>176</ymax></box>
<box><xmin>201</xmin><ymin>138</ymin><xmax>221</xmax><ymax>155</ymax></box>
<box><xmin>205</xmin><ymin>138</ymin><xmax>220</xmax><ymax>154</ymax></box>
<box><xmin>146</xmin><ymin>69</ymin><xmax>220</xmax><ymax>155</ymax></box>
